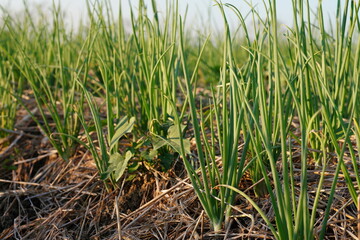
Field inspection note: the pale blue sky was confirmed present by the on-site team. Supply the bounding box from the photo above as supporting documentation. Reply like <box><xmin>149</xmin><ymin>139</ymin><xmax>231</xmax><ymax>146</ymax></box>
<box><xmin>1</xmin><ymin>0</ymin><xmax>340</xmax><ymax>32</ymax></box>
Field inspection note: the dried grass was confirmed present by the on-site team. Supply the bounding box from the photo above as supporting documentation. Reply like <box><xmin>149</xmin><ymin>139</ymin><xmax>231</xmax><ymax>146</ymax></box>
<box><xmin>0</xmin><ymin>105</ymin><xmax>358</xmax><ymax>240</ymax></box>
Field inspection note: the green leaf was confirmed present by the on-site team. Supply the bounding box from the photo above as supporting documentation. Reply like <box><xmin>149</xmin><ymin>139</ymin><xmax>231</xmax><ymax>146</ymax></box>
<box><xmin>334</xmin><ymin>122</ymin><xmax>350</xmax><ymax>140</ymax></box>
<box><xmin>151</xmin><ymin>124</ymin><xmax>190</xmax><ymax>154</ymax></box>
<box><xmin>126</xmin><ymin>174</ymin><xmax>137</xmax><ymax>181</ymax></box>
<box><xmin>109</xmin><ymin>151</ymin><xmax>133</xmax><ymax>181</ymax></box>
<box><xmin>110</xmin><ymin>116</ymin><xmax>135</xmax><ymax>151</ymax></box>
<box><xmin>148</xmin><ymin>149</ymin><xmax>158</xmax><ymax>159</ymax></box>
<box><xmin>159</xmin><ymin>152</ymin><xmax>176</xmax><ymax>171</ymax></box>
<box><xmin>127</xmin><ymin>161</ymin><xmax>140</xmax><ymax>173</ymax></box>
<box><xmin>100</xmin><ymin>172</ymin><xmax>109</xmax><ymax>181</ymax></box>
<box><xmin>152</xmin><ymin>136</ymin><xmax>167</xmax><ymax>150</ymax></box>
<box><xmin>166</xmin><ymin>124</ymin><xmax>191</xmax><ymax>154</ymax></box>
<box><xmin>140</xmin><ymin>148</ymin><xmax>158</xmax><ymax>161</ymax></box>
<box><xmin>168</xmin><ymin>124</ymin><xmax>186</xmax><ymax>137</ymax></box>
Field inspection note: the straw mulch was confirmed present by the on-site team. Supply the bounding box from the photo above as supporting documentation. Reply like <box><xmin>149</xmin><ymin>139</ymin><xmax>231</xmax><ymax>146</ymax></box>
<box><xmin>0</xmin><ymin>106</ymin><xmax>358</xmax><ymax>239</ymax></box>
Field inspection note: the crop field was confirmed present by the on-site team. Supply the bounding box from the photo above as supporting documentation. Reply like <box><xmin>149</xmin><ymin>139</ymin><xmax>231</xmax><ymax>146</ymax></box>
<box><xmin>0</xmin><ymin>0</ymin><xmax>359</xmax><ymax>239</ymax></box>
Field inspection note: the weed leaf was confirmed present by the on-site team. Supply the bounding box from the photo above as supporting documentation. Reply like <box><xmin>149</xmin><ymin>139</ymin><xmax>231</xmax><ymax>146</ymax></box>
<box><xmin>109</xmin><ymin>151</ymin><xmax>133</xmax><ymax>181</ymax></box>
<box><xmin>152</xmin><ymin>124</ymin><xmax>190</xmax><ymax>154</ymax></box>
<box><xmin>110</xmin><ymin>116</ymin><xmax>135</xmax><ymax>151</ymax></box>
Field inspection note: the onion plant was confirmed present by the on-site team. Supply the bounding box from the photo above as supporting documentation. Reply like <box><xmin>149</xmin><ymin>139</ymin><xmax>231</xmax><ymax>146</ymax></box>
<box><xmin>87</xmin><ymin>0</ymin><xmax>185</xmax><ymax>170</ymax></box>
<box><xmin>1</xmin><ymin>0</ymin><xmax>359</xmax><ymax>237</ymax></box>
<box><xmin>0</xmin><ymin>15</ymin><xmax>23</xmax><ymax>138</ymax></box>
<box><xmin>1</xmin><ymin>2</ymin><xmax>89</xmax><ymax>161</ymax></box>
<box><xmin>227</xmin><ymin>0</ymin><xmax>359</xmax><ymax>239</ymax></box>
<box><xmin>176</xmin><ymin>0</ymin><xmax>359</xmax><ymax>238</ymax></box>
<box><xmin>0</xmin><ymin>45</ymin><xmax>18</xmax><ymax>137</ymax></box>
<box><xmin>76</xmin><ymin>76</ymin><xmax>135</xmax><ymax>187</ymax></box>
<box><xmin>175</xmin><ymin>2</ymin><xmax>254</xmax><ymax>230</ymax></box>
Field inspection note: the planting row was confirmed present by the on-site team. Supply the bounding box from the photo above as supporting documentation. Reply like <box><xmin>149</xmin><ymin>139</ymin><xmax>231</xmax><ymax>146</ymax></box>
<box><xmin>0</xmin><ymin>0</ymin><xmax>359</xmax><ymax>238</ymax></box>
